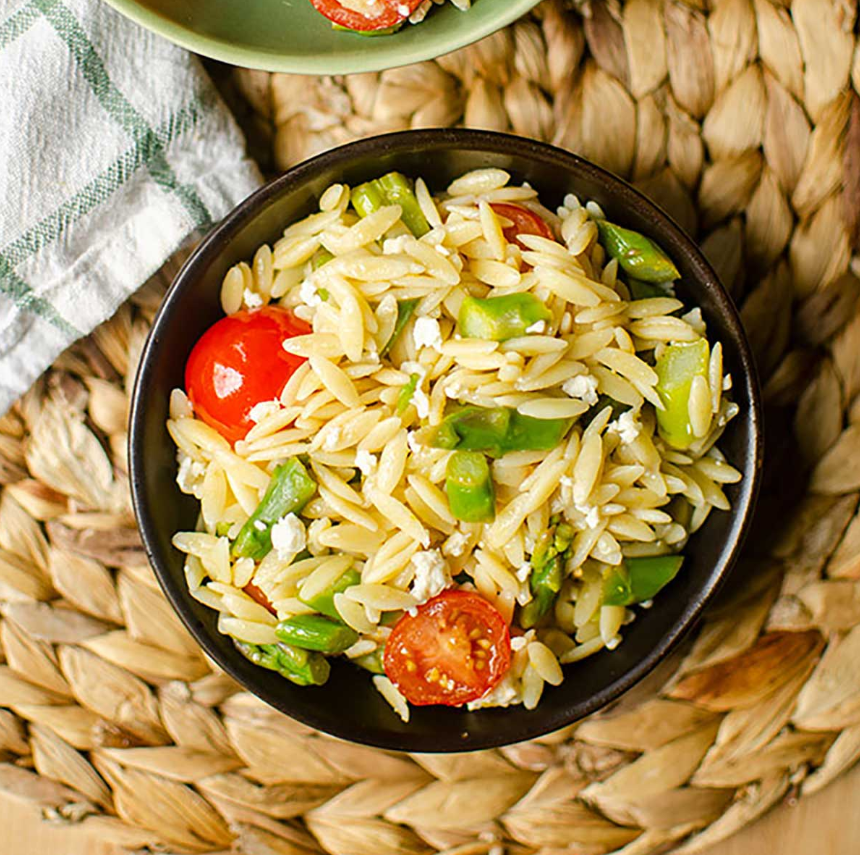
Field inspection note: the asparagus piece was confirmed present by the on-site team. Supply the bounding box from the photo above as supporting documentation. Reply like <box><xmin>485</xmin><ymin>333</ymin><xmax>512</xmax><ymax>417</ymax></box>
<box><xmin>275</xmin><ymin>615</ymin><xmax>358</xmax><ymax>654</ymax></box>
<box><xmin>596</xmin><ymin>220</ymin><xmax>680</xmax><ymax>283</ymax></box>
<box><xmin>458</xmin><ymin>293</ymin><xmax>552</xmax><ymax>342</ymax></box>
<box><xmin>299</xmin><ymin>567</ymin><xmax>361</xmax><ymax>619</ymax></box>
<box><xmin>234</xmin><ymin>640</ymin><xmax>330</xmax><ymax>686</ymax></box>
<box><xmin>381</xmin><ymin>298</ymin><xmax>419</xmax><ymax>356</ymax></box>
<box><xmin>603</xmin><ymin>555</ymin><xmax>685</xmax><ymax>606</ymax></box>
<box><xmin>445</xmin><ymin>451</ymin><xmax>496</xmax><ymax>522</ymax></box>
<box><xmin>232</xmin><ymin>459</ymin><xmax>316</xmax><ymax>560</ymax></box>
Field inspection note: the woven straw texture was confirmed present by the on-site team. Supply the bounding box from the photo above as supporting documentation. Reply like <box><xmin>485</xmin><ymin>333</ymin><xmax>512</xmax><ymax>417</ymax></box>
<box><xmin>2</xmin><ymin>1</ymin><xmax>860</xmax><ymax>852</ymax></box>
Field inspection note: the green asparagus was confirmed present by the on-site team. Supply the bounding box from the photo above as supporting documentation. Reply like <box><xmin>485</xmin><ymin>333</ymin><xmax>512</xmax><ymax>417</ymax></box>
<box><xmin>458</xmin><ymin>293</ymin><xmax>552</xmax><ymax>342</ymax></box>
<box><xmin>234</xmin><ymin>640</ymin><xmax>330</xmax><ymax>686</ymax></box>
<box><xmin>596</xmin><ymin>220</ymin><xmax>680</xmax><ymax>283</ymax></box>
<box><xmin>426</xmin><ymin>406</ymin><xmax>572</xmax><ymax>457</ymax></box>
<box><xmin>654</xmin><ymin>339</ymin><xmax>710</xmax><ymax>449</ymax></box>
<box><xmin>603</xmin><ymin>555</ymin><xmax>685</xmax><ymax>606</ymax></box>
<box><xmin>275</xmin><ymin>615</ymin><xmax>358</xmax><ymax>654</ymax></box>
<box><xmin>232</xmin><ymin>459</ymin><xmax>317</xmax><ymax>560</ymax></box>
<box><xmin>445</xmin><ymin>451</ymin><xmax>496</xmax><ymax>522</ymax></box>
<box><xmin>298</xmin><ymin>567</ymin><xmax>360</xmax><ymax>619</ymax></box>
<box><xmin>381</xmin><ymin>298</ymin><xmax>419</xmax><ymax>356</ymax></box>
<box><xmin>519</xmin><ymin>519</ymin><xmax>574</xmax><ymax>628</ymax></box>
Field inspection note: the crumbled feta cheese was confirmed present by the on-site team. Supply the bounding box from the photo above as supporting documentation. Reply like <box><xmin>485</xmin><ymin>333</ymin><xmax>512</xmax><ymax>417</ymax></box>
<box><xmin>355</xmin><ymin>450</ymin><xmax>378</xmax><ymax>476</ymax></box>
<box><xmin>176</xmin><ymin>453</ymin><xmax>205</xmax><ymax>495</ymax></box>
<box><xmin>409</xmin><ymin>550</ymin><xmax>452</xmax><ymax>604</ymax></box>
<box><xmin>244</xmin><ymin>288</ymin><xmax>263</xmax><ymax>308</ymax></box>
<box><xmin>323</xmin><ymin>426</ymin><xmax>342</xmax><ymax>451</ymax></box>
<box><xmin>525</xmin><ymin>320</ymin><xmax>546</xmax><ymax>334</ymax></box>
<box><xmin>443</xmin><ymin>530</ymin><xmax>470</xmax><ymax>558</ymax></box>
<box><xmin>400</xmin><ymin>360</ymin><xmax>426</xmax><ymax>379</ymax></box>
<box><xmin>382</xmin><ymin>235</ymin><xmax>412</xmax><ymax>255</ymax></box>
<box><xmin>299</xmin><ymin>279</ymin><xmax>321</xmax><ymax>307</ymax></box>
<box><xmin>560</xmin><ymin>475</ymin><xmax>573</xmax><ymax>490</ymax></box>
<box><xmin>574</xmin><ymin>500</ymin><xmax>601</xmax><ymax>530</ymax></box>
<box><xmin>253</xmin><ymin>520</ymin><xmax>267</xmax><ymax>532</ymax></box>
<box><xmin>413</xmin><ymin>317</ymin><xmax>443</xmax><ymax>351</ymax></box>
<box><xmin>562</xmin><ymin>373</ymin><xmax>599</xmax><ymax>406</ymax></box>
<box><xmin>270</xmin><ymin>513</ymin><xmax>306</xmax><ymax>557</ymax></box>
<box><xmin>511</xmin><ymin>635</ymin><xmax>529</xmax><ymax>652</ymax></box>
<box><xmin>608</xmin><ymin>410</ymin><xmax>641</xmax><ymax>445</ymax></box>
<box><xmin>407</xmin><ymin>431</ymin><xmax>422</xmax><ymax>454</ymax></box>
<box><xmin>248</xmin><ymin>399</ymin><xmax>281</xmax><ymax>424</ymax></box>
<box><xmin>516</xmin><ymin>562</ymin><xmax>531</xmax><ymax>583</ymax></box>
<box><xmin>466</xmin><ymin>674</ymin><xmax>520</xmax><ymax>710</ymax></box>
<box><xmin>412</xmin><ymin>386</ymin><xmax>430</xmax><ymax>419</ymax></box>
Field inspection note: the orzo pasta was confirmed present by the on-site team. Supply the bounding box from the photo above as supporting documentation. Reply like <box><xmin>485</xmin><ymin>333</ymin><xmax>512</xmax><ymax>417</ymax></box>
<box><xmin>170</xmin><ymin>168</ymin><xmax>741</xmax><ymax>721</ymax></box>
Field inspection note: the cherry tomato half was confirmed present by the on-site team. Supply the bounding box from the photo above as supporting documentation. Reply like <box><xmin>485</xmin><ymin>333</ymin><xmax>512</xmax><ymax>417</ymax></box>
<box><xmin>185</xmin><ymin>306</ymin><xmax>310</xmax><ymax>443</ymax></box>
<box><xmin>490</xmin><ymin>203</ymin><xmax>556</xmax><ymax>250</ymax></box>
<box><xmin>310</xmin><ymin>0</ymin><xmax>422</xmax><ymax>31</ymax></box>
<box><xmin>244</xmin><ymin>582</ymin><xmax>276</xmax><ymax>615</ymax></box>
<box><xmin>384</xmin><ymin>590</ymin><xmax>511</xmax><ymax>706</ymax></box>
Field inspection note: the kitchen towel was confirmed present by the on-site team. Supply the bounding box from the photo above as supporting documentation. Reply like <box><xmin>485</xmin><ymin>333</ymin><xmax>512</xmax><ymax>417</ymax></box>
<box><xmin>0</xmin><ymin>0</ymin><xmax>262</xmax><ymax>412</ymax></box>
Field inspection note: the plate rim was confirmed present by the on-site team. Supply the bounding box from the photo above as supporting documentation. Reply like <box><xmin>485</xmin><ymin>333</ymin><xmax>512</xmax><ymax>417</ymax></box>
<box><xmin>100</xmin><ymin>0</ymin><xmax>543</xmax><ymax>75</ymax></box>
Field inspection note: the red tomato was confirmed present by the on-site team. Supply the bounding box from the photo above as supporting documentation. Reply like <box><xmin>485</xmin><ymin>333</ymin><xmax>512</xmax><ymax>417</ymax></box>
<box><xmin>185</xmin><ymin>306</ymin><xmax>310</xmax><ymax>443</ymax></box>
<box><xmin>490</xmin><ymin>203</ymin><xmax>556</xmax><ymax>250</ymax></box>
<box><xmin>384</xmin><ymin>590</ymin><xmax>511</xmax><ymax>706</ymax></box>
<box><xmin>310</xmin><ymin>0</ymin><xmax>422</xmax><ymax>31</ymax></box>
<box><xmin>244</xmin><ymin>582</ymin><xmax>276</xmax><ymax>615</ymax></box>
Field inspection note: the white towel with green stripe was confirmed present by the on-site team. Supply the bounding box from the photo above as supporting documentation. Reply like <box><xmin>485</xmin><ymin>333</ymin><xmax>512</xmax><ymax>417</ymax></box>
<box><xmin>0</xmin><ymin>0</ymin><xmax>263</xmax><ymax>413</ymax></box>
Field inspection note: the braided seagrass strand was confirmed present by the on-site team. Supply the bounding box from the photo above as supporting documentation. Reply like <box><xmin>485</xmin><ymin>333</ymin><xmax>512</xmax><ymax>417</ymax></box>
<box><xmin>0</xmin><ymin>1</ymin><xmax>858</xmax><ymax>853</ymax></box>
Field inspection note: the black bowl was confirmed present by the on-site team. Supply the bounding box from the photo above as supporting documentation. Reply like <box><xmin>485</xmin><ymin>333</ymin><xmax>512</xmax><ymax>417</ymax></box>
<box><xmin>129</xmin><ymin>129</ymin><xmax>763</xmax><ymax>752</ymax></box>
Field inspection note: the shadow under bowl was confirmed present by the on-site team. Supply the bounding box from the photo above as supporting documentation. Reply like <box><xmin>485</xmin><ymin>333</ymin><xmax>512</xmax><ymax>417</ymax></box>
<box><xmin>129</xmin><ymin>129</ymin><xmax>763</xmax><ymax>752</ymax></box>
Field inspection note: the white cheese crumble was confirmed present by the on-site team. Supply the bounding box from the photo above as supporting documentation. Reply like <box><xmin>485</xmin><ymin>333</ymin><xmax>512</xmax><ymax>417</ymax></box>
<box><xmin>323</xmin><ymin>426</ymin><xmax>342</xmax><ymax>451</ymax></box>
<box><xmin>270</xmin><ymin>513</ymin><xmax>306</xmax><ymax>558</ymax></box>
<box><xmin>408</xmin><ymin>549</ymin><xmax>452</xmax><ymax>604</ymax></box>
<box><xmin>516</xmin><ymin>562</ymin><xmax>531</xmax><ymax>583</ymax></box>
<box><xmin>382</xmin><ymin>235</ymin><xmax>412</xmax><ymax>255</ymax></box>
<box><xmin>466</xmin><ymin>674</ymin><xmax>520</xmax><ymax>710</ymax></box>
<box><xmin>176</xmin><ymin>453</ymin><xmax>205</xmax><ymax>495</ymax></box>
<box><xmin>355</xmin><ymin>449</ymin><xmax>378</xmax><ymax>476</ymax></box>
<box><xmin>299</xmin><ymin>279</ymin><xmax>322</xmax><ymax>307</ymax></box>
<box><xmin>248</xmin><ymin>399</ymin><xmax>281</xmax><ymax>424</ymax></box>
<box><xmin>525</xmin><ymin>320</ymin><xmax>546</xmax><ymax>334</ymax></box>
<box><xmin>562</xmin><ymin>373</ymin><xmax>599</xmax><ymax>406</ymax></box>
<box><xmin>413</xmin><ymin>317</ymin><xmax>443</xmax><ymax>351</ymax></box>
<box><xmin>253</xmin><ymin>520</ymin><xmax>267</xmax><ymax>532</ymax></box>
<box><xmin>608</xmin><ymin>410</ymin><xmax>641</xmax><ymax>445</ymax></box>
<box><xmin>443</xmin><ymin>530</ymin><xmax>470</xmax><ymax>558</ymax></box>
<box><xmin>411</xmin><ymin>386</ymin><xmax>430</xmax><ymax>419</ymax></box>
<box><xmin>406</xmin><ymin>431</ymin><xmax>422</xmax><ymax>454</ymax></box>
<box><xmin>243</xmin><ymin>289</ymin><xmax>263</xmax><ymax>308</ymax></box>
<box><xmin>445</xmin><ymin>382</ymin><xmax>462</xmax><ymax>399</ymax></box>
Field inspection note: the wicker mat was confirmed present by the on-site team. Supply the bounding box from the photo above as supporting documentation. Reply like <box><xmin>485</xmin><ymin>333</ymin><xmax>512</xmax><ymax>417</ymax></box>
<box><xmin>1</xmin><ymin>1</ymin><xmax>860</xmax><ymax>853</ymax></box>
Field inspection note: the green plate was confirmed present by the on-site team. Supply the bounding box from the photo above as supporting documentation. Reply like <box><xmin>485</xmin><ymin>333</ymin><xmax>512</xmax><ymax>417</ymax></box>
<box><xmin>101</xmin><ymin>0</ymin><xmax>542</xmax><ymax>75</ymax></box>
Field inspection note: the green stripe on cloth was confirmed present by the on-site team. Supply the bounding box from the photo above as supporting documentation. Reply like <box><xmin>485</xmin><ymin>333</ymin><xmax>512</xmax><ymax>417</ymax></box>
<box><xmin>0</xmin><ymin>257</ymin><xmax>81</xmax><ymax>337</ymax></box>
<box><xmin>0</xmin><ymin>1</ymin><xmax>40</xmax><ymax>50</ymax></box>
<box><xmin>34</xmin><ymin>0</ymin><xmax>214</xmax><ymax>231</ymax></box>
<box><xmin>1</xmin><ymin>96</ymin><xmax>213</xmax><ymax>269</ymax></box>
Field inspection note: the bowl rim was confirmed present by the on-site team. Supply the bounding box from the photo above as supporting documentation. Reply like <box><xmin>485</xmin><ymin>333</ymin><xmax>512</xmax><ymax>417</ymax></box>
<box><xmin>129</xmin><ymin>128</ymin><xmax>764</xmax><ymax>751</ymax></box>
<box><xmin>100</xmin><ymin>0</ymin><xmax>543</xmax><ymax>75</ymax></box>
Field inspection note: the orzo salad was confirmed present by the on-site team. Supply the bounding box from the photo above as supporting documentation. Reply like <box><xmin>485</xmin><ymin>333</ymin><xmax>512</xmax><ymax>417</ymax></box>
<box><xmin>169</xmin><ymin>168</ymin><xmax>741</xmax><ymax>720</ymax></box>
<box><xmin>310</xmin><ymin>0</ymin><xmax>470</xmax><ymax>34</ymax></box>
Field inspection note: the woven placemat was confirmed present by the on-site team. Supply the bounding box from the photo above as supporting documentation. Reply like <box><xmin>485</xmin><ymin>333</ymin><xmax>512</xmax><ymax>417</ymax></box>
<box><xmin>2</xmin><ymin>1</ymin><xmax>860</xmax><ymax>853</ymax></box>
